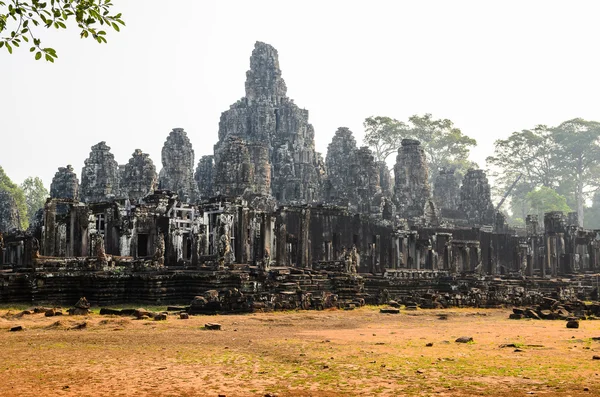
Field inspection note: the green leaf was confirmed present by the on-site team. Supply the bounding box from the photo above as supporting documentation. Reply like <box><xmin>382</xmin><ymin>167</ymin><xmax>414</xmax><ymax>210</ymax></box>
<box><xmin>111</xmin><ymin>22</ymin><xmax>119</xmax><ymax>32</ymax></box>
<box><xmin>30</xmin><ymin>46</ymin><xmax>35</xmax><ymax>52</ymax></box>
<box><xmin>44</xmin><ymin>53</ymin><xmax>54</xmax><ymax>63</ymax></box>
<box><xmin>35</xmin><ymin>51</ymin><xmax>41</xmax><ymax>60</ymax></box>
<box><xmin>6</xmin><ymin>42</ymin><xmax>12</xmax><ymax>54</ymax></box>
<box><xmin>0</xmin><ymin>42</ymin><xmax>4</xmax><ymax>48</ymax></box>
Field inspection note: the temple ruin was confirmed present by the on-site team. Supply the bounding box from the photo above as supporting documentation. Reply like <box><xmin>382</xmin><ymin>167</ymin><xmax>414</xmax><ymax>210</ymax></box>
<box><xmin>1</xmin><ymin>41</ymin><xmax>600</xmax><ymax>308</ymax></box>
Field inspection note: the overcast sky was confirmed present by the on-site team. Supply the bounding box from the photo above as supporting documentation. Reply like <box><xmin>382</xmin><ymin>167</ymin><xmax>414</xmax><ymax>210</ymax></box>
<box><xmin>2</xmin><ymin>1</ymin><xmax>600</xmax><ymax>188</ymax></box>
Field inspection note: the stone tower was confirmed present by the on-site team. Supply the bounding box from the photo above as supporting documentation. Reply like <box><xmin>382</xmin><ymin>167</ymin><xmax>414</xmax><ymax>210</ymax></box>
<box><xmin>459</xmin><ymin>169</ymin><xmax>495</xmax><ymax>225</ymax></box>
<box><xmin>80</xmin><ymin>141</ymin><xmax>119</xmax><ymax>203</ymax></box>
<box><xmin>158</xmin><ymin>128</ymin><xmax>200</xmax><ymax>203</ymax></box>
<box><xmin>433</xmin><ymin>168</ymin><xmax>460</xmax><ymax>211</ymax></box>
<box><xmin>214</xmin><ymin>136</ymin><xmax>271</xmax><ymax>197</ymax></box>
<box><xmin>214</xmin><ymin>41</ymin><xmax>324</xmax><ymax>203</ymax></box>
<box><xmin>325</xmin><ymin>127</ymin><xmax>358</xmax><ymax>201</ymax></box>
<box><xmin>50</xmin><ymin>165</ymin><xmax>79</xmax><ymax>200</ymax></box>
<box><xmin>194</xmin><ymin>155</ymin><xmax>215</xmax><ymax>200</ymax></box>
<box><xmin>393</xmin><ymin>139</ymin><xmax>437</xmax><ymax>222</ymax></box>
<box><xmin>119</xmin><ymin>149</ymin><xmax>157</xmax><ymax>202</ymax></box>
<box><xmin>325</xmin><ymin>128</ymin><xmax>389</xmax><ymax>215</ymax></box>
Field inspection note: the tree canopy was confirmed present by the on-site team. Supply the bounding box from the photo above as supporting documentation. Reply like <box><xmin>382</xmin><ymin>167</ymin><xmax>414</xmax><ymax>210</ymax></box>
<box><xmin>0</xmin><ymin>0</ymin><xmax>124</xmax><ymax>61</ymax></box>
<box><xmin>362</xmin><ymin>113</ymin><xmax>478</xmax><ymax>182</ymax></box>
<box><xmin>487</xmin><ymin>118</ymin><xmax>600</xmax><ymax>226</ymax></box>
<box><xmin>407</xmin><ymin>114</ymin><xmax>477</xmax><ymax>182</ymax></box>
<box><xmin>0</xmin><ymin>166</ymin><xmax>27</xmax><ymax>229</ymax></box>
<box><xmin>20</xmin><ymin>176</ymin><xmax>48</xmax><ymax>227</ymax></box>
<box><xmin>363</xmin><ymin>116</ymin><xmax>408</xmax><ymax>163</ymax></box>
<box><xmin>525</xmin><ymin>186</ymin><xmax>571</xmax><ymax>221</ymax></box>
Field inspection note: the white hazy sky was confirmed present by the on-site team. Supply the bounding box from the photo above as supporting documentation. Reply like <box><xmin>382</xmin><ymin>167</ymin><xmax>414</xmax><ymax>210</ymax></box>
<box><xmin>2</xmin><ymin>1</ymin><xmax>600</xmax><ymax>188</ymax></box>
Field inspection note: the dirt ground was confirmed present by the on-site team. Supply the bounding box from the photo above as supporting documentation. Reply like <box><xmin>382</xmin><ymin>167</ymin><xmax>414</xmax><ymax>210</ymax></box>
<box><xmin>1</xmin><ymin>306</ymin><xmax>599</xmax><ymax>397</ymax></box>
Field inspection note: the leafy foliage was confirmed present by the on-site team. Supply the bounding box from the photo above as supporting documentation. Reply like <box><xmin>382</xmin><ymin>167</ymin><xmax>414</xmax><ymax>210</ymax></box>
<box><xmin>407</xmin><ymin>114</ymin><xmax>478</xmax><ymax>182</ymax></box>
<box><xmin>0</xmin><ymin>0</ymin><xmax>124</xmax><ymax>61</ymax></box>
<box><xmin>362</xmin><ymin>113</ymin><xmax>478</xmax><ymax>182</ymax></box>
<box><xmin>363</xmin><ymin>116</ymin><xmax>409</xmax><ymax>163</ymax></box>
<box><xmin>551</xmin><ymin>118</ymin><xmax>600</xmax><ymax>225</ymax></box>
<box><xmin>0</xmin><ymin>166</ymin><xmax>27</xmax><ymax>229</ymax></box>
<box><xmin>525</xmin><ymin>186</ymin><xmax>571</xmax><ymax>220</ymax></box>
<box><xmin>487</xmin><ymin>118</ymin><xmax>600</xmax><ymax>226</ymax></box>
<box><xmin>20</xmin><ymin>176</ymin><xmax>48</xmax><ymax>227</ymax></box>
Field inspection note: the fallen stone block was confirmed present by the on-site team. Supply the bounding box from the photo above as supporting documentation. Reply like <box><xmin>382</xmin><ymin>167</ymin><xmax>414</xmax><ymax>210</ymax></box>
<box><xmin>154</xmin><ymin>313</ymin><xmax>167</xmax><ymax>321</ymax></box>
<box><xmin>9</xmin><ymin>326</ymin><xmax>23</xmax><ymax>332</ymax></box>
<box><xmin>524</xmin><ymin>309</ymin><xmax>541</xmax><ymax>320</ymax></box>
<box><xmin>180</xmin><ymin>313</ymin><xmax>189</xmax><ymax>319</ymax></box>
<box><xmin>134</xmin><ymin>308</ymin><xmax>154</xmax><ymax>319</ymax></box>
<box><xmin>68</xmin><ymin>308</ymin><xmax>90</xmax><ymax>316</ymax></box>
<box><xmin>455</xmin><ymin>336</ymin><xmax>473</xmax><ymax>343</ymax></box>
<box><xmin>567</xmin><ymin>320</ymin><xmax>580</xmax><ymax>329</ymax></box>
<box><xmin>205</xmin><ymin>323</ymin><xmax>222</xmax><ymax>330</ymax></box>
<box><xmin>380</xmin><ymin>308</ymin><xmax>400</xmax><ymax>314</ymax></box>
<box><xmin>99</xmin><ymin>308</ymin><xmax>123</xmax><ymax>316</ymax></box>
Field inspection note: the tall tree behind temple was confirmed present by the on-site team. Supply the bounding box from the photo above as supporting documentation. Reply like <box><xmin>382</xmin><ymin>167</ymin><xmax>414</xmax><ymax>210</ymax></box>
<box><xmin>525</xmin><ymin>187</ymin><xmax>572</xmax><ymax>222</ymax></box>
<box><xmin>363</xmin><ymin>116</ymin><xmax>409</xmax><ymax>163</ymax></box>
<box><xmin>486</xmin><ymin>125</ymin><xmax>561</xmax><ymax>221</ymax></box>
<box><xmin>488</xmin><ymin>119</ymin><xmax>600</xmax><ymax>226</ymax></box>
<box><xmin>551</xmin><ymin>118</ymin><xmax>600</xmax><ymax>226</ymax></box>
<box><xmin>0</xmin><ymin>166</ymin><xmax>27</xmax><ymax>230</ymax></box>
<box><xmin>20</xmin><ymin>177</ymin><xmax>49</xmax><ymax>227</ymax></box>
<box><xmin>363</xmin><ymin>114</ymin><xmax>477</xmax><ymax>183</ymax></box>
<box><xmin>407</xmin><ymin>114</ymin><xmax>477</xmax><ymax>183</ymax></box>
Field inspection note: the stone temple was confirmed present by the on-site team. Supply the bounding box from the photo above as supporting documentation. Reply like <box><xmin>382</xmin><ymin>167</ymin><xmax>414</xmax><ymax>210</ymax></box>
<box><xmin>1</xmin><ymin>41</ymin><xmax>599</xmax><ymax>309</ymax></box>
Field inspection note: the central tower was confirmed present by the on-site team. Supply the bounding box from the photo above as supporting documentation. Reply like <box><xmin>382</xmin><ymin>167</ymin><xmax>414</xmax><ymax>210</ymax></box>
<box><xmin>213</xmin><ymin>42</ymin><xmax>324</xmax><ymax>203</ymax></box>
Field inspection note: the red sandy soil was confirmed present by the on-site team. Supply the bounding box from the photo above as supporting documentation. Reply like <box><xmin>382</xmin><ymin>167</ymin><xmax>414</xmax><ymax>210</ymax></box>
<box><xmin>1</xmin><ymin>307</ymin><xmax>599</xmax><ymax>396</ymax></box>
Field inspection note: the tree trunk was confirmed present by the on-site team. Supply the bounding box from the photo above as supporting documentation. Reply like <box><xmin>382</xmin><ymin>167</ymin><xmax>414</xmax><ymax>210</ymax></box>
<box><xmin>577</xmin><ymin>157</ymin><xmax>584</xmax><ymax>226</ymax></box>
<box><xmin>577</xmin><ymin>181</ymin><xmax>584</xmax><ymax>227</ymax></box>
